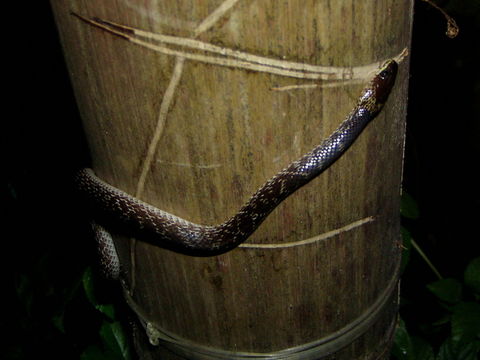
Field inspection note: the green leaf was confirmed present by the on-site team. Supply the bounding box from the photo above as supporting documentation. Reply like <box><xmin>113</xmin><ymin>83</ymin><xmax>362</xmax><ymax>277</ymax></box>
<box><xmin>99</xmin><ymin>321</ymin><xmax>132</xmax><ymax>360</ymax></box>
<box><xmin>427</xmin><ymin>278</ymin><xmax>463</xmax><ymax>304</ymax></box>
<box><xmin>400</xmin><ymin>191</ymin><xmax>420</xmax><ymax>219</ymax></box>
<box><xmin>391</xmin><ymin>319</ymin><xmax>435</xmax><ymax>360</ymax></box>
<box><xmin>83</xmin><ymin>267</ymin><xmax>98</xmax><ymax>306</ymax></box>
<box><xmin>51</xmin><ymin>313</ymin><xmax>66</xmax><ymax>333</ymax></box>
<box><xmin>464</xmin><ymin>257</ymin><xmax>480</xmax><ymax>296</ymax></box>
<box><xmin>97</xmin><ymin>304</ymin><xmax>116</xmax><ymax>321</ymax></box>
<box><xmin>400</xmin><ymin>227</ymin><xmax>413</xmax><ymax>273</ymax></box>
<box><xmin>82</xmin><ymin>267</ymin><xmax>116</xmax><ymax>320</ymax></box>
<box><xmin>7</xmin><ymin>182</ymin><xmax>18</xmax><ymax>199</ymax></box>
<box><xmin>431</xmin><ymin>314</ymin><xmax>451</xmax><ymax>327</ymax></box>
<box><xmin>80</xmin><ymin>345</ymin><xmax>106</xmax><ymax>360</ymax></box>
<box><xmin>411</xmin><ymin>337</ymin><xmax>434</xmax><ymax>360</ymax></box>
<box><xmin>16</xmin><ymin>274</ymin><xmax>34</xmax><ymax>316</ymax></box>
<box><xmin>437</xmin><ymin>337</ymin><xmax>480</xmax><ymax>360</ymax></box>
<box><xmin>451</xmin><ymin>302</ymin><xmax>480</xmax><ymax>342</ymax></box>
<box><xmin>52</xmin><ymin>272</ymin><xmax>83</xmax><ymax>334</ymax></box>
<box><xmin>392</xmin><ymin>318</ymin><xmax>414</xmax><ymax>360</ymax></box>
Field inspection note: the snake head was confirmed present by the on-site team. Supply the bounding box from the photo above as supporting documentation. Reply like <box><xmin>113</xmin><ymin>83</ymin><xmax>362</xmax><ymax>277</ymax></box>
<box><xmin>371</xmin><ymin>60</ymin><xmax>398</xmax><ymax>106</ymax></box>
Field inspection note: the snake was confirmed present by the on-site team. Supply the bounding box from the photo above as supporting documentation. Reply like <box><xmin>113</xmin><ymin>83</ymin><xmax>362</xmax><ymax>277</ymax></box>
<box><xmin>75</xmin><ymin>60</ymin><xmax>397</xmax><ymax>276</ymax></box>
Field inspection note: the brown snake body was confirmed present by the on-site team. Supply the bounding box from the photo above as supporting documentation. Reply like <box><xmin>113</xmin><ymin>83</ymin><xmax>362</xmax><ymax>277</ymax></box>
<box><xmin>75</xmin><ymin>60</ymin><xmax>397</xmax><ymax>275</ymax></box>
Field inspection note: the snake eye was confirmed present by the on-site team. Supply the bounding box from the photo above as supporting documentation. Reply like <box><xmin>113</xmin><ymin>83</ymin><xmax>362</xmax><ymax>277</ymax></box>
<box><xmin>379</xmin><ymin>66</ymin><xmax>393</xmax><ymax>79</ymax></box>
<box><xmin>378</xmin><ymin>69</ymin><xmax>390</xmax><ymax>80</ymax></box>
<box><xmin>378</xmin><ymin>60</ymin><xmax>398</xmax><ymax>80</ymax></box>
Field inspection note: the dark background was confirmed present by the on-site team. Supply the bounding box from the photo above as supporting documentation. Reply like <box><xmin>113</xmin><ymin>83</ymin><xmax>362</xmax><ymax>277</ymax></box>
<box><xmin>2</xmin><ymin>0</ymin><xmax>479</xmax><ymax>358</ymax></box>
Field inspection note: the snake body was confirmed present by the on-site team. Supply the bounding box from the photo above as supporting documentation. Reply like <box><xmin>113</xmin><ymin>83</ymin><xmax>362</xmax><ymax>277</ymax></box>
<box><xmin>75</xmin><ymin>60</ymin><xmax>397</xmax><ymax>261</ymax></box>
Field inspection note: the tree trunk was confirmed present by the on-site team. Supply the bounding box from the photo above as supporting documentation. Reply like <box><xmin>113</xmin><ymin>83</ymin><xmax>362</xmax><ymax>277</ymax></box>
<box><xmin>50</xmin><ymin>1</ymin><xmax>412</xmax><ymax>359</ymax></box>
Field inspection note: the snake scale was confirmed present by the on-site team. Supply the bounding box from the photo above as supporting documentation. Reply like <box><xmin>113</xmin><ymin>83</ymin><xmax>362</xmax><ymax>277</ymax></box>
<box><xmin>75</xmin><ymin>60</ymin><xmax>397</xmax><ymax>276</ymax></box>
